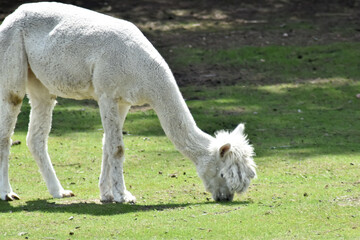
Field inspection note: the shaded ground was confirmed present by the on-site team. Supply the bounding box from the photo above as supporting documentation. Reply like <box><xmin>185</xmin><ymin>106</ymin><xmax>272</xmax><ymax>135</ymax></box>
<box><xmin>1</xmin><ymin>0</ymin><xmax>360</xmax><ymax>86</ymax></box>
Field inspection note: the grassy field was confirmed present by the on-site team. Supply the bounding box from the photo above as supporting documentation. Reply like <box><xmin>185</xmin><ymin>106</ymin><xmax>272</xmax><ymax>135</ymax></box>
<box><xmin>1</xmin><ymin>16</ymin><xmax>360</xmax><ymax>239</ymax></box>
<box><xmin>171</xmin><ymin>42</ymin><xmax>360</xmax><ymax>84</ymax></box>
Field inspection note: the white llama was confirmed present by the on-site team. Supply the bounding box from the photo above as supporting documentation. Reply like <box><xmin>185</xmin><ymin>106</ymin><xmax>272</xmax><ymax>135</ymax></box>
<box><xmin>0</xmin><ymin>2</ymin><xmax>256</xmax><ymax>202</ymax></box>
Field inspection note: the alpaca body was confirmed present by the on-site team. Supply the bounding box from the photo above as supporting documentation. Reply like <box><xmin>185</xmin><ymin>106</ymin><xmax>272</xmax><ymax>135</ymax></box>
<box><xmin>0</xmin><ymin>2</ymin><xmax>256</xmax><ymax>202</ymax></box>
<box><xmin>2</xmin><ymin>2</ymin><xmax>165</xmax><ymax>104</ymax></box>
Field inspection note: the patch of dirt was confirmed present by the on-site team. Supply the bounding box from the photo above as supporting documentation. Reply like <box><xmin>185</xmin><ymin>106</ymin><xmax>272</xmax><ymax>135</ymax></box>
<box><xmin>1</xmin><ymin>0</ymin><xmax>360</xmax><ymax>86</ymax></box>
<box><xmin>50</xmin><ymin>198</ymin><xmax>103</xmax><ymax>206</ymax></box>
<box><xmin>334</xmin><ymin>195</ymin><xmax>360</xmax><ymax>207</ymax></box>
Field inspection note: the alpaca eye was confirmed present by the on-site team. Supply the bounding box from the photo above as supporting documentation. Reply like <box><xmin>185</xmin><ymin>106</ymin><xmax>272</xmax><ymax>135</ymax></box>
<box><xmin>220</xmin><ymin>173</ymin><xmax>224</xmax><ymax>178</ymax></box>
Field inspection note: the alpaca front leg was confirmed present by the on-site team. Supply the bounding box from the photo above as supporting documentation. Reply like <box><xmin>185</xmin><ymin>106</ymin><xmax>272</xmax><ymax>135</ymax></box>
<box><xmin>98</xmin><ymin>97</ymin><xmax>135</xmax><ymax>203</ymax></box>
<box><xmin>27</xmin><ymin>80</ymin><xmax>74</xmax><ymax>199</ymax></box>
<box><xmin>100</xmin><ymin>147</ymin><xmax>135</xmax><ymax>203</ymax></box>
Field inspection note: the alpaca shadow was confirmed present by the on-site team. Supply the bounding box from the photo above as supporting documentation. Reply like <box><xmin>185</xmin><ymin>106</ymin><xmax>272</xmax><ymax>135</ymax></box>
<box><xmin>0</xmin><ymin>198</ymin><xmax>251</xmax><ymax>216</ymax></box>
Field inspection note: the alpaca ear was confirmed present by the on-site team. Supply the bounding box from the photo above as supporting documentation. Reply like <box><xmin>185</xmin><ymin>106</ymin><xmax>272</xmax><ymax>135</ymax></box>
<box><xmin>219</xmin><ymin>143</ymin><xmax>231</xmax><ymax>158</ymax></box>
<box><xmin>232</xmin><ymin>123</ymin><xmax>245</xmax><ymax>136</ymax></box>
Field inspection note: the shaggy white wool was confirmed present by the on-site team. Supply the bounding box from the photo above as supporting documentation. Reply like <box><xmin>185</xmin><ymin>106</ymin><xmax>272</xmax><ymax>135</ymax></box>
<box><xmin>207</xmin><ymin>124</ymin><xmax>256</xmax><ymax>196</ymax></box>
<box><xmin>211</xmin><ymin>124</ymin><xmax>255</xmax><ymax>162</ymax></box>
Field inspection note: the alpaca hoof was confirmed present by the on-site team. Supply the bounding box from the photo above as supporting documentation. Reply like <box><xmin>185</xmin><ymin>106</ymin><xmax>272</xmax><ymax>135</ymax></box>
<box><xmin>53</xmin><ymin>189</ymin><xmax>74</xmax><ymax>198</ymax></box>
<box><xmin>100</xmin><ymin>195</ymin><xmax>114</xmax><ymax>203</ymax></box>
<box><xmin>62</xmin><ymin>190</ymin><xmax>75</xmax><ymax>198</ymax></box>
<box><xmin>123</xmin><ymin>195</ymin><xmax>136</xmax><ymax>204</ymax></box>
<box><xmin>2</xmin><ymin>192</ymin><xmax>20</xmax><ymax>201</ymax></box>
<box><xmin>114</xmin><ymin>191</ymin><xmax>136</xmax><ymax>204</ymax></box>
<box><xmin>123</xmin><ymin>190</ymin><xmax>136</xmax><ymax>204</ymax></box>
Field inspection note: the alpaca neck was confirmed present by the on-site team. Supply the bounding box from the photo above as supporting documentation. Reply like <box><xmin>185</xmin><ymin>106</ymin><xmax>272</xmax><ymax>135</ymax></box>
<box><xmin>148</xmin><ymin>72</ymin><xmax>212</xmax><ymax>164</ymax></box>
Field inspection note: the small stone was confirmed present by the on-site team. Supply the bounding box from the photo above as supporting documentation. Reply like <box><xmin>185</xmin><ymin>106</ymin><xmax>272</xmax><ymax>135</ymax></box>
<box><xmin>11</xmin><ymin>140</ymin><xmax>21</xmax><ymax>146</ymax></box>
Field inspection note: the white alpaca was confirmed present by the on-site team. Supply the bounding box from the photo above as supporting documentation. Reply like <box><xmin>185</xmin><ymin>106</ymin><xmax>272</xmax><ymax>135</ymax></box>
<box><xmin>0</xmin><ymin>2</ymin><xmax>256</xmax><ymax>202</ymax></box>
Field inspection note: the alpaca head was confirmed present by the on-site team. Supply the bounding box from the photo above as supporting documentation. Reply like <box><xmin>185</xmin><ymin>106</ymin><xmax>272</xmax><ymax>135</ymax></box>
<box><xmin>197</xmin><ymin>123</ymin><xmax>256</xmax><ymax>202</ymax></box>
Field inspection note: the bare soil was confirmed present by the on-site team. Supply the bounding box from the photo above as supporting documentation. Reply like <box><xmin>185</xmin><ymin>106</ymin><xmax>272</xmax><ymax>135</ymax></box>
<box><xmin>1</xmin><ymin>0</ymin><xmax>360</xmax><ymax>86</ymax></box>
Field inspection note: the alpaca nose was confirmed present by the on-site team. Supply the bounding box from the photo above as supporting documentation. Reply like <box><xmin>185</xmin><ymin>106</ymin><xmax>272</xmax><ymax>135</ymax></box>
<box><xmin>214</xmin><ymin>193</ymin><xmax>234</xmax><ymax>202</ymax></box>
<box><xmin>215</xmin><ymin>196</ymin><xmax>232</xmax><ymax>202</ymax></box>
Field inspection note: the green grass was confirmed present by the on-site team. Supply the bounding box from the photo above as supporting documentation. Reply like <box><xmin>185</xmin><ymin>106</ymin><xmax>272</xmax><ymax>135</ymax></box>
<box><xmin>1</xmin><ymin>43</ymin><xmax>360</xmax><ymax>239</ymax></box>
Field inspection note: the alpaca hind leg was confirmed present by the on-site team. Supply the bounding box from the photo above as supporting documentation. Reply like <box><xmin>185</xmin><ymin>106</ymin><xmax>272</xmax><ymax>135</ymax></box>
<box><xmin>0</xmin><ymin>18</ymin><xmax>27</xmax><ymax>200</ymax></box>
<box><xmin>0</xmin><ymin>92</ymin><xmax>24</xmax><ymax>201</ymax></box>
<box><xmin>98</xmin><ymin>96</ymin><xmax>134</xmax><ymax>203</ymax></box>
<box><xmin>26</xmin><ymin>77</ymin><xmax>74</xmax><ymax>198</ymax></box>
